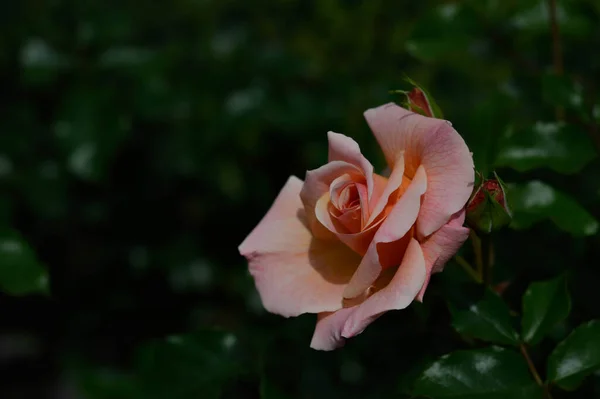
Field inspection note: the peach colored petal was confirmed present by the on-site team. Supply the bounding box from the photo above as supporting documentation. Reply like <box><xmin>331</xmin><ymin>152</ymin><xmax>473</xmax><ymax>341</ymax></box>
<box><xmin>343</xmin><ymin>166</ymin><xmax>427</xmax><ymax>299</ymax></box>
<box><xmin>310</xmin><ymin>307</ymin><xmax>356</xmax><ymax>350</ymax></box>
<box><xmin>315</xmin><ymin>193</ymin><xmax>382</xmax><ymax>255</ymax></box>
<box><xmin>416</xmin><ymin>209</ymin><xmax>469</xmax><ymax>301</ymax></box>
<box><xmin>310</xmin><ymin>238</ymin><xmax>427</xmax><ymax>350</ymax></box>
<box><xmin>329</xmin><ymin>174</ymin><xmax>355</xmax><ymax>210</ymax></box>
<box><xmin>300</xmin><ymin>161</ymin><xmax>362</xmax><ymax>239</ymax></box>
<box><xmin>327</xmin><ymin>131</ymin><xmax>374</xmax><ymax>199</ymax></box>
<box><xmin>331</xmin><ymin>205</ymin><xmax>362</xmax><ymax>233</ymax></box>
<box><xmin>239</xmin><ymin>176</ymin><xmax>360</xmax><ymax>317</ymax></box>
<box><xmin>365</xmin><ymin>152</ymin><xmax>406</xmax><ymax>226</ymax></box>
<box><xmin>342</xmin><ymin>237</ymin><xmax>427</xmax><ymax>338</ymax></box>
<box><xmin>364</xmin><ymin>103</ymin><xmax>474</xmax><ymax>237</ymax></box>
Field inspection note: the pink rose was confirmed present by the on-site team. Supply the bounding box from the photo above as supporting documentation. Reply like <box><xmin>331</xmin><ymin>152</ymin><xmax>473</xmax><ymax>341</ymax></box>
<box><xmin>239</xmin><ymin>103</ymin><xmax>474</xmax><ymax>350</ymax></box>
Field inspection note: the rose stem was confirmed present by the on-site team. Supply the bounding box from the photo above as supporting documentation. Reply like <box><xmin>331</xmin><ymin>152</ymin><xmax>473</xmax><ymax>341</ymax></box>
<box><xmin>470</xmin><ymin>230</ymin><xmax>483</xmax><ymax>280</ymax></box>
<box><xmin>454</xmin><ymin>255</ymin><xmax>482</xmax><ymax>284</ymax></box>
<box><xmin>519</xmin><ymin>343</ymin><xmax>554</xmax><ymax>399</ymax></box>
<box><xmin>480</xmin><ymin>234</ymin><xmax>494</xmax><ymax>287</ymax></box>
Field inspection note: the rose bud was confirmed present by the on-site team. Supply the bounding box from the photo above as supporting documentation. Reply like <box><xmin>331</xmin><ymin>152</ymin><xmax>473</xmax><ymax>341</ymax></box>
<box><xmin>392</xmin><ymin>77</ymin><xmax>444</xmax><ymax>119</ymax></box>
<box><xmin>466</xmin><ymin>172</ymin><xmax>512</xmax><ymax>235</ymax></box>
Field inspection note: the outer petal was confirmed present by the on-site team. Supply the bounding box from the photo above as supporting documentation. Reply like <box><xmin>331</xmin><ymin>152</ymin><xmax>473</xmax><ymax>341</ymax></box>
<box><xmin>343</xmin><ymin>166</ymin><xmax>427</xmax><ymax>299</ymax></box>
<box><xmin>342</xmin><ymin>238</ymin><xmax>427</xmax><ymax>338</ymax></box>
<box><xmin>301</xmin><ymin>161</ymin><xmax>362</xmax><ymax>239</ymax></box>
<box><xmin>328</xmin><ymin>132</ymin><xmax>375</xmax><ymax>199</ymax></box>
<box><xmin>310</xmin><ymin>308</ymin><xmax>356</xmax><ymax>350</ymax></box>
<box><xmin>239</xmin><ymin>176</ymin><xmax>360</xmax><ymax>317</ymax></box>
<box><xmin>310</xmin><ymin>238</ymin><xmax>427</xmax><ymax>350</ymax></box>
<box><xmin>416</xmin><ymin>209</ymin><xmax>470</xmax><ymax>301</ymax></box>
<box><xmin>364</xmin><ymin>103</ymin><xmax>474</xmax><ymax>237</ymax></box>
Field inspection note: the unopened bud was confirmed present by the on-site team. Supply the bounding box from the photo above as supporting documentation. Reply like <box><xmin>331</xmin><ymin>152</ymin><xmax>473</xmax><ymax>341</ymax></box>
<box><xmin>466</xmin><ymin>172</ymin><xmax>512</xmax><ymax>234</ymax></box>
<box><xmin>391</xmin><ymin>76</ymin><xmax>444</xmax><ymax>119</ymax></box>
<box><xmin>406</xmin><ymin>87</ymin><xmax>435</xmax><ymax>118</ymax></box>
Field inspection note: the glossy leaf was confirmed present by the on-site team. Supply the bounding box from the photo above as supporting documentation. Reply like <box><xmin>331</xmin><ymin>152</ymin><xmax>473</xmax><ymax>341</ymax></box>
<box><xmin>495</xmin><ymin>122</ymin><xmax>596</xmax><ymax>174</ymax></box>
<box><xmin>508</xmin><ymin>181</ymin><xmax>598</xmax><ymax>236</ymax></box>
<box><xmin>450</xmin><ymin>289</ymin><xmax>520</xmax><ymax>346</ymax></box>
<box><xmin>413</xmin><ymin>347</ymin><xmax>543</xmax><ymax>399</ymax></box>
<box><xmin>547</xmin><ymin>320</ymin><xmax>600</xmax><ymax>390</ymax></box>
<box><xmin>0</xmin><ymin>229</ymin><xmax>49</xmax><ymax>295</ymax></box>
<box><xmin>521</xmin><ymin>275</ymin><xmax>571</xmax><ymax>345</ymax></box>
<box><xmin>136</xmin><ymin>330</ymin><xmax>242</xmax><ymax>399</ymax></box>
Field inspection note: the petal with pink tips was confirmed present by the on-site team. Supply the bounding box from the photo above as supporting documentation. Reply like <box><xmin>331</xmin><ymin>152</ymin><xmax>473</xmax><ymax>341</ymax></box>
<box><xmin>364</xmin><ymin>103</ymin><xmax>474</xmax><ymax>237</ymax></box>
<box><xmin>416</xmin><ymin>209</ymin><xmax>470</xmax><ymax>301</ymax></box>
<box><xmin>310</xmin><ymin>307</ymin><xmax>356</xmax><ymax>350</ymax></box>
<box><xmin>239</xmin><ymin>176</ymin><xmax>360</xmax><ymax>317</ymax></box>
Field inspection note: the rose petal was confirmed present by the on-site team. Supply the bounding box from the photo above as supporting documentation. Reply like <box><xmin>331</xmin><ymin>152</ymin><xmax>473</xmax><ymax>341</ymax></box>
<box><xmin>343</xmin><ymin>165</ymin><xmax>427</xmax><ymax>299</ymax></box>
<box><xmin>239</xmin><ymin>176</ymin><xmax>360</xmax><ymax>317</ymax></box>
<box><xmin>301</xmin><ymin>161</ymin><xmax>363</xmax><ymax>239</ymax></box>
<box><xmin>310</xmin><ymin>307</ymin><xmax>356</xmax><ymax>351</ymax></box>
<box><xmin>416</xmin><ymin>209</ymin><xmax>470</xmax><ymax>301</ymax></box>
<box><xmin>310</xmin><ymin>238</ymin><xmax>427</xmax><ymax>350</ymax></box>
<box><xmin>315</xmin><ymin>192</ymin><xmax>383</xmax><ymax>255</ymax></box>
<box><xmin>328</xmin><ymin>131</ymin><xmax>374</xmax><ymax>199</ymax></box>
<box><xmin>342</xmin><ymin>237</ymin><xmax>427</xmax><ymax>338</ymax></box>
<box><xmin>364</xmin><ymin>103</ymin><xmax>474</xmax><ymax>237</ymax></box>
<box><xmin>365</xmin><ymin>152</ymin><xmax>406</xmax><ymax>226</ymax></box>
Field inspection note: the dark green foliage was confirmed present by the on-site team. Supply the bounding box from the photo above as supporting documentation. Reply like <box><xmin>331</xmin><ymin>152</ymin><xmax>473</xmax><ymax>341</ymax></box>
<box><xmin>1</xmin><ymin>0</ymin><xmax>600</xmax><ymax>398</ymax></box>
<box><xmin>547</xmin><ymin>320</ymin><xmax>600</xmax><ymax>390</ymax></box>
<box><xmin>413</xmin><ymin>347</ymin><xmax>543</xmax><ymax>399</ymax></box>
<box><xmin>521</xmin><ymin>274</ymin><xmax>571</xmax><ymax>345</ymax></box>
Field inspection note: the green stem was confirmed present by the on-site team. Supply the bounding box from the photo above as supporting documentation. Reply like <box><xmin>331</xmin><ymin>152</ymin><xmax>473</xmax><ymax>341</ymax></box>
<box><xmin>470</xmin><ymin>230</ymin><xmax>483</xmax><ymax>278</ymax></box>
<box><xmin>481</xmin><ymin>234</ymin><xmax>494</xmax><ymax>287</ymax></box>
<box><xmin>520</xmin><ymin>343</ymin><xmax>554</xmax><ymax>399</ymax></box>
<box><xmin>454</xmin><ymin>255</ymin><xmax>482</xmax><ymax>284</ymax></box>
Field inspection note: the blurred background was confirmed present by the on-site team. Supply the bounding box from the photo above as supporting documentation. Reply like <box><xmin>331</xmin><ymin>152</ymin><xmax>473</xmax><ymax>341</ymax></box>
<box><xmin>1</xmin><ymin>0</ymin><xmax>600</xmax><ymax>398</ymax></box>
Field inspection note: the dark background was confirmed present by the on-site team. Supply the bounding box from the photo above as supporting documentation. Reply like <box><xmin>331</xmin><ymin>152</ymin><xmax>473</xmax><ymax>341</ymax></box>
<box><xmin>1</xmin><ymin>0</ymin><xmax>600</xmax><ymax>398</ymax></box>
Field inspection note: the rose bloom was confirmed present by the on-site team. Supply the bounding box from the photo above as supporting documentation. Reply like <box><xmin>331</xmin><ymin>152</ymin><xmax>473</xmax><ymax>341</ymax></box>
<box><xmin>239</xmin><ymin>103</ymin><xmax>474</xmax><ymax>350</ymax></box>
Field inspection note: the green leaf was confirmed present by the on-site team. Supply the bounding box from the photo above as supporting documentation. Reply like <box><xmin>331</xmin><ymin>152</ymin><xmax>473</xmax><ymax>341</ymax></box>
<box><xmin>405</xmin><ymin>4</ymin><xmax>478</xmax><ymax>63</ymax></box>
<box><xmin>413</xmin><ymin>347</ymin><xmax>543</xmax><ymax>399</ymax></box>
<box><xmin>508</xmin><ymin>181</ymin><xmax>598</xmax><ymax>236</ymax></box>
<box><xmin>136</xmin><ymin>330</ymin><xmax>243</xmax><ymax>399</ymax></box>
<box><xmin>542</xmin><ymin>73</ymin><xmax>585</xmax><ymax>111</ymax></box>
<box><xmin>547</xmin><ymin>320</ymin><xmax>600</xmax><ymax>390</ymax></box>
<box><xmin>0</xmin><ymin>229</ymin><xmax>49</xmax><ymax>295</ymax></box>
<box><xmin>56</xmin><ymin>88</ymin><xmax>132</xmax><ymax>182</ymax></box>
<box><xmin>521</xmin><ymin>275</ymin><xmax>571</xmax><ymax>345</ymax></box>
<box><xmin>495</xmin><ymin>122</ymin><xmax>596</xmax><ymax>174</ymax></box>
<box><xmin>450</xmin><ymin>289</ymin><xmax>520</xmax><ymax>346</ymax></box>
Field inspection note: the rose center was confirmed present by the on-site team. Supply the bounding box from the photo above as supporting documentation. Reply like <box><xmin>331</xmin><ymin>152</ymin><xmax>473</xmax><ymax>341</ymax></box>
<box><xmin>328</xmin><ymin>176</ymin><xmax>368</xmax><ymax>234</ymax></box>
